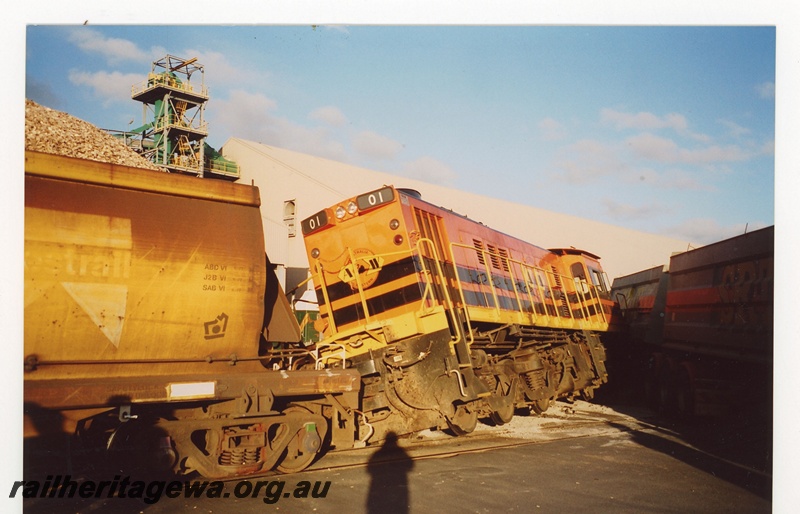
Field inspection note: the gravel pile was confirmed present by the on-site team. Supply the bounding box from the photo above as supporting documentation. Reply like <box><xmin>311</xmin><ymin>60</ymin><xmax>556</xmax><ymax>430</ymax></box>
<box><xmin>25</xmin><ymin>99</ymin><xmax>162</xmax><ymax>171</ymax></box>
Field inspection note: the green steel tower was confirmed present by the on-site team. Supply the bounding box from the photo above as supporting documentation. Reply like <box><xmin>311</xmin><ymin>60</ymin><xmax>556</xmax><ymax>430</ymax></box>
<box><xmin>127</xmin><ymin>55</ymin><xmax>238</xmax><ymax>179</ymax></box>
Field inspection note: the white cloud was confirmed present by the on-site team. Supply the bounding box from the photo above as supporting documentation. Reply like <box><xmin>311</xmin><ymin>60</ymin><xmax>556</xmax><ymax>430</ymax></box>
<box><xmin>68</xmin><ymin>70</ymin><xmax>145</xmax><ymax>105</ymax></box>
<box><xmin>718</xmin><ymin>119</ymin><xmax>751</xmax><ymax>138</ymax></box>
<box><xmin>401</xmin><ymin>157</ymin><xmax>457</xmax><ymax>186</ymax></box>
<box><xmin>210</xmin><ymin>89</ymin><xmax>348</xmax><ymax>162</ymax></box>
<box><xmin>352</xmin><ymin>131</ymin><xmax>403</xmax><ymax>161</ymax></box>
<box><xmin>684</xmin><ymin>144</ymin><xmax>752</xmax><ymax>163</ymax></box>
<box><xmin>537</xmin><ymin>117</ymin><xmax>568</xmax><ymax>141</ymax></box>
<box><xmin>552</xmin><ymin>139</ymin><xmax>625</xmax><ymax>183</ymax></box>
<box><xmin>601</xmin><ymin>108</ymin><xmax>686</xmax><ymax>131</ymax></box>
<box><xmin>756</xmin><ymin>81</ymin><xmax>775</xmax><ymax>99</ymax></box>
<box><xmin>625</xmin><ymin>133</ymin><xmax>679</xmax><ymax>162</ymax></box>
<box><xmin>630</xmin><ymin>167</ymin><xmax>714</xmax><ymax>191</ymax></box>
<box><xmin>625</xmin><ymin>133</ymin><xmax>751</xmax><ymax>164</ymax></box>
<box><xmin>309</xmin><ymin>106</ymin><xmax>348</xmax><ymax>127</ymax></box>
<box><xmin>183</xmin><ymin>49</ymin><xmax>265</xmax><ymax>89</ymax></box>
<box><xmin>601</xmin><ymin>108</ymin><xmax>710</xmax><ymax>142</ymax></box>
<box><xmin>549</xmin><ymin>134</ymin><xmax>722</xmax><ymax>192</ymax></box>
<box><xmin>67</xmin><ymin>27</ymin><xmax>151</xmax><ymax>64</ymax></box>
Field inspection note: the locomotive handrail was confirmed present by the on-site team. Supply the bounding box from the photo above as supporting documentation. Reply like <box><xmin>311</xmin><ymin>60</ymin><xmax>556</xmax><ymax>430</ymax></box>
<box><xmin>313</xmin><ymin>260</ymin><xmax>338</xmax><ymax>334</ymax></box>
<box><xmin>590</xmin><ymin>278</ymin><xmax>609</xmax><ymax>325</ymax></box>
<box><xmin>414</xmin><ymin>253</ymin><xmax>440</xmax><ymax>316</ymax></box>
<box><xmin>346</xmin><ymin>247</ymin><xmax>373</xmax><ymax>325</ymax></box>
<box><xmin>522</xmin><ymin>264</ymin><xmax>553</xmax><ymax>325</ymax></box>
<box><xmin>573</xmin><ymin>277</ymin><xmax>608</xmax><ymax>327</ymax></box>
<box><xmin>573</xmin><ymin>277</ymin><xmax>592</xmax><ymax>322</ymax></box>
<box><xmin>447</xmin><ymin>241</ymin><xmax>613</xmax><ymax>331</ymax></box>
<box><xmin>450</xmin><ymin>242</ymin><xmax>541</xmax><ymax>325</ymax></box>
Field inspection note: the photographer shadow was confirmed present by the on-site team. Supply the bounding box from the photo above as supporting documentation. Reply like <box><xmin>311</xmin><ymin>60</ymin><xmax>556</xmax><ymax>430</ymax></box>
<box><xmin>366</xmin><ymin>432</ymin><xmax>414</xmax><ymax>514</ymax></box>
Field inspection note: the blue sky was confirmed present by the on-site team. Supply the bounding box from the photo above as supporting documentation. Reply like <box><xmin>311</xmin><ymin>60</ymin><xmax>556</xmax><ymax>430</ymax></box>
<box><xmin>24</xmin><ymin>24</ymin><xmax>775</xmax><ymax>246</ymax></box>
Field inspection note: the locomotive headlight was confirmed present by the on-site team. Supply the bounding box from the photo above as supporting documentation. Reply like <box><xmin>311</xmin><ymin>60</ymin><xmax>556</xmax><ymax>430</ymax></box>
<box><xmin>335</xmin><ymin>205</ymin><xmax>346</xmax><ymax>219</ymax></box>
<box><xmin>311</xmin><ymin>248</ymin><xmax>320</xmax><ymax>259</ymax></box>
<box><xmin>389</xmin><ymin>218</ymin><xmax>400</xmax><ymax>230</ymax></box>
<box><xmin>347</xmin><ymin>201</ymin><xmax>358</xmax><ymax>215</ymax></box>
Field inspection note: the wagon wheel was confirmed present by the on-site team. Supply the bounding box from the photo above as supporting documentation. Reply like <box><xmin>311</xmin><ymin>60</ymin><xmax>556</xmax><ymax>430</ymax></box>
<box><xmin>275</xmin><ymin>406</ymin><xmax>323</xmax><ymax>474</ymax></box>
<box><xmin>446</xmin><ymin>403</ymin><xmax>478</xmax><ymax>436</ymax></box>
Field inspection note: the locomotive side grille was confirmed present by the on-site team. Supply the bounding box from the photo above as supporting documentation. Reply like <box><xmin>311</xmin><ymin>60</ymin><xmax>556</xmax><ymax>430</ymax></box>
<box><xmin>498</xmin><ymin>248</ymin><xmax>511</xmax><ymax>272</ymax></box>
<box><xmin>487</xmin><ymin>244</ymin><xmax>501</xmax><ymax>270</ymax></box>
<box><xmin>473</xmin><ymin>239</ymin><xmax>486</xmax><ymax>266</ymax></box>
<box><xmin>414</xmin><ymin>208</ymin><xmax>447</xmax><ymax>260</ymax></box>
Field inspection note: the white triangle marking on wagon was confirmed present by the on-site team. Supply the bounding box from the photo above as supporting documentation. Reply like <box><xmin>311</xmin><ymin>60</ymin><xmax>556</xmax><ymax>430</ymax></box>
<box><xmin>61</xmin><ymin>282</ymin><xmax>128</xmax><ymax>348</ymax></box>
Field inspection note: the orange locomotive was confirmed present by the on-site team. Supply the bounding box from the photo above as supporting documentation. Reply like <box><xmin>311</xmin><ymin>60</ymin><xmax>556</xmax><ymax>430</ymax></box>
<box><xmin>301</xmin><ymin>186</ymin><xmax>611</xmax><ymax>439</ymax></box>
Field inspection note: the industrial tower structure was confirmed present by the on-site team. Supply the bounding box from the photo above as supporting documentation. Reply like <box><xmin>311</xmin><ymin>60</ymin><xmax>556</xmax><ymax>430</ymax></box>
<box><xmin>124</xmin><ymin>55</ymin><xmax>239</xmax><ymax>179</ymax></box>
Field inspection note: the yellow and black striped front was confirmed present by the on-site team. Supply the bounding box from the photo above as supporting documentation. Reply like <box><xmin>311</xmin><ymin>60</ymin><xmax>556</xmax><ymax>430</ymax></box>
<box><xmin>301</xmin><ymin>186</ymin><xmax>451</xmax><ymax>362</ymax></box>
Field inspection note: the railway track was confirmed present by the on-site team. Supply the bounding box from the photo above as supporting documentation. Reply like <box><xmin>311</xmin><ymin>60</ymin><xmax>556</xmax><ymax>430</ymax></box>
<box><xmin>285</xmin><ymin>399</ymin><xmax>771</xmax><ymax>483</ymax></box>
<box><xmin>20</xmin><ymin>400</ymin><xmax>772</xmax><ymax>514</ymax></box>
<box><xmin>23</xmin><ymin>400</ymin><xmax>770</xmax><ymax>484</ymax></box>
<box><xmin>213</xmin><ymin>400</ymin><xmax>663</xmax><ymax>482</ymax></box>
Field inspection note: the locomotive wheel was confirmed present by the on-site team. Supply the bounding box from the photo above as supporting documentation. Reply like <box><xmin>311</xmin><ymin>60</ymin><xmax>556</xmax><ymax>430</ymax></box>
<box><xmin>488</xmin><ymin>364</ymin><xmax>516</xmax><ymax>425</ymax></box>
<box><xmin>530</xmin><ymin>398</ymin><xmax>551</xmax><ymax>415</ymax></box>
<box><xmin>489</xmin><ymin>401</ymin><xmax>515</xmax><ymax>426</ymax></box>
<box><xmin>446</xmin><ymin>403</ymin><xmax>478</xmax><ymax>436</ymax></box>
<box><xmin>275</xmin><ymin>407</ymin><xmax>322</xmax><ymax>474</ymax></box>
